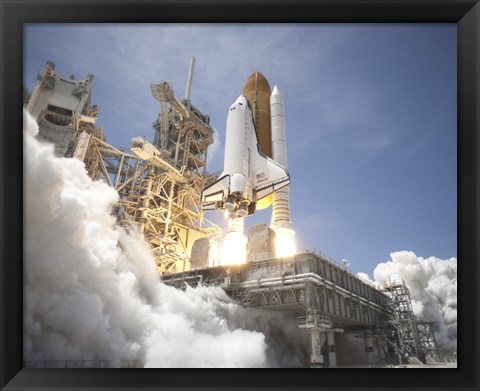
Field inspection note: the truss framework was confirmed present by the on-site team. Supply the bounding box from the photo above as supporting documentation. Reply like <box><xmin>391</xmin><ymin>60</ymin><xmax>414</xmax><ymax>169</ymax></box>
<box><xmin>381</xmin><ymin>280</ymin><xmax>441</xmax><ymax>364</ymax></box>
<box><xmin>26</xmin><ymin>62</ymin><xmax>221</xmax><ymax>274</ymax></box>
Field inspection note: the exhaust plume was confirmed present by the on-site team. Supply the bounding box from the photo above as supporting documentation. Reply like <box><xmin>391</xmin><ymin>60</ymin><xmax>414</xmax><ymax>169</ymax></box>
<box><xmin>23</xmin><ymin>110</ymin><xmax>267</xmax><ymax>367</ymax></box>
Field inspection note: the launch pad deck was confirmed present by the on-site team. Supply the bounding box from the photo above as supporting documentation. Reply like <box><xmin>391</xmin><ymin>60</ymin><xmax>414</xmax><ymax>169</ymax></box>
<box><xmin>161</xmin><ymin>250</ymin><xmax>392</xmax><ymax>331</ymax></box>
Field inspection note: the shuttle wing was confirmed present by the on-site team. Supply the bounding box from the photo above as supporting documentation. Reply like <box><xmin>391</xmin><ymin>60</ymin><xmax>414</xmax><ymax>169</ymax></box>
<box><xmin>201</xmin><ymin>174</ymin><xmax>230</xmax><ymax>210</ymax></box>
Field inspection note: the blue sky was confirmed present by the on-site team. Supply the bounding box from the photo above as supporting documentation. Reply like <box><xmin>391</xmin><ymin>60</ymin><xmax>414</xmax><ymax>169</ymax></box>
<box><xmin>24</xmin><ymin>24</ymin><xmax>457</xmax><ymax>276</ymax></box>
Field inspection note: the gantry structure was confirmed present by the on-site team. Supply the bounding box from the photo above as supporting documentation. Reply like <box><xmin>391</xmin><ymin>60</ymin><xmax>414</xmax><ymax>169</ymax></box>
<box><xmin>26</xmin><ymin>60</ymin><xmax>221</xmax><ymax>274</ymax></box>
<box><xmin>26</xmin><ymin>61</ymin><xmax>100</xmax><ymax>157</ymax></box>
<box><xmin>381</xmin><ymin>279</ymin><xmax>440</xmax><ymax>364</ymax></box>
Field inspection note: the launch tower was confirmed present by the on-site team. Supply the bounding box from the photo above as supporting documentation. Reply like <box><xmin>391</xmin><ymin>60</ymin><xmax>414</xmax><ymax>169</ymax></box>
<box><xmin>380</xmin><ymin>280</ymin><xmax>440</xmax><ymax>364</ymax></box>
<box><xmin>128</xmin><ymin>57</ymin><xmax>221</xmax><ymax>272</ymax></box>
<box><xmin>26</xmin><ymin>60</ymin><xmax>221</xmax><ymax>274</ymax></box>
<box><xmin>26</xmin><ymin>61</ymin><xmax>100</xmax><ymax>157</ymax></box>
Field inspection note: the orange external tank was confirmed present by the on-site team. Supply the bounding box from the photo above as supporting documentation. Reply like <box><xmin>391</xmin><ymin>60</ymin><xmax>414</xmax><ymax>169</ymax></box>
<box><xmin>242</xmin><ymin>72</ymin><xmax>272</xmax><ymax>157</ymax></box>
<box><xmin>242</xmin><ymin>71</ymin><xmax>273</xmax><ymax>210</ymax></box>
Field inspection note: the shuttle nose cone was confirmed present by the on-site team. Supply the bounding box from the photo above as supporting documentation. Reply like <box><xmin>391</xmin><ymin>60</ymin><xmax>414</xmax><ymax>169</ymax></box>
<box><xmin>234</xmin><ymin>95</ymin><xmax>248</xmax><ymax>105</ymax></box>
<box><xmin>230</xmin><ymin>95</ymin><xmax>248</xmax><ymax>111</ymax></box>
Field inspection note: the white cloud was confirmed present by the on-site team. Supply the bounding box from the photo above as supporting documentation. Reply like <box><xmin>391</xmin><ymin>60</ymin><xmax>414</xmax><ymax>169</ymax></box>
<box><xmin>373</xmin><ymin>251</ymin><xmax>457</xmax><ymax>352</ymax></box>
<box><xmin>23</xmin><ymin>110</ymin><xmax>268</xmax><ymax>367</ymax></box>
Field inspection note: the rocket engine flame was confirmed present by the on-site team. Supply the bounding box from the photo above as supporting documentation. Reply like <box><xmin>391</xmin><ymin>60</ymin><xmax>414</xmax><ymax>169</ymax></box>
<box><xmin>274</xmin><ymin>228</ymin><xmax>296</xmax><ymax>258</ymax></box>
<box><xmin>220</xmin><ymin>218</ymin><xmax>246</xmax><ymax>265</ymax></box>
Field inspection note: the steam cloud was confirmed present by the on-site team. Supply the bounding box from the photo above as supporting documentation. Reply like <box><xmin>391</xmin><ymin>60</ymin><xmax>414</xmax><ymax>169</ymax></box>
<box><xmin>373</xmin><ymin>251</ymin><xmax>457</xmax><ymax>352</ymax></box>
<box><xmin>23</xmin><ymin>110</ymin><xmax>268</xmax><ymax>367</ymax></box>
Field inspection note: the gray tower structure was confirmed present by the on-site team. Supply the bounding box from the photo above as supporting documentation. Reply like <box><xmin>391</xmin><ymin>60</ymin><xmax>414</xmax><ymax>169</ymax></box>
<box><xmin>381</xmin><ymin>279</ymin><xmax>440</xmax><ymax>364</ymax></box>
<box><xmin>26</xmin><ymin>61</ymin><xmax>99</xmax><ymax>158</ymax></box>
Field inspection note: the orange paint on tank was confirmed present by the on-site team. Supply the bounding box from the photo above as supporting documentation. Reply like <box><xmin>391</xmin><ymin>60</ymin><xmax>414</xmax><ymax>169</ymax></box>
<box><xmin>242</xmin><ymin>72</ymin><xmax>272</xmax><ymax>158</ymax></box>
<box><xmin>242</xmin><ymin>72</ymin><xmax>274</xmax><ymax>210</ymax></box>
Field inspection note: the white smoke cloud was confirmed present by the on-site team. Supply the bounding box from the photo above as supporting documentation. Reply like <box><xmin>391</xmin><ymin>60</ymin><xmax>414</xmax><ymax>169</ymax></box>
<box><xmin>228</xmin><ymin>307</ymin><xmax>308</xmax><ymax>368</ymax></box>
<box><xmin>23</xmin><ymin>110</ymin><xmax>267</xmax><ymax>368</ymax></box>
<box><xmin>373</xmin><ymin>251</ymin><xmax>457</xmax><ymax>352</ymax></box>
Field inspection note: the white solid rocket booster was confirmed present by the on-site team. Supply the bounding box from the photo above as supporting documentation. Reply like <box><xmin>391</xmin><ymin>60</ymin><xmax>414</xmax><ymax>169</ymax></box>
<box><xmin>270</xmin><ymin>86</ymin><xmax>294</xmax><ymax>236</ymax></box>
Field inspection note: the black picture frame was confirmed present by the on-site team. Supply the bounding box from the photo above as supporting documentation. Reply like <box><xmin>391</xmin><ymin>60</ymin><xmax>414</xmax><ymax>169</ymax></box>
<box><xmin>1</xmin><ymin>1</ymin><xmax>478</xmax><ymax>390</ymax></box>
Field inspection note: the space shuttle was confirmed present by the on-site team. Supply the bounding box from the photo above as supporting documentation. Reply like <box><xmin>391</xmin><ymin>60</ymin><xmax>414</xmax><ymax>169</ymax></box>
<box><xmin>201</xmin><ymin>94</ymin><xmax>290</xmax><ymax>218</ymax></box>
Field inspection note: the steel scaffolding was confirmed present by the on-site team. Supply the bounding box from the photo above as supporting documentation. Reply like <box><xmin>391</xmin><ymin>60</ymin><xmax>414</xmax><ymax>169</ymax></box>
<box><xmin>417</xmin><ymin>321</ymin><xmax>440</xmax><ymax>362</ymax></box>
<box><xmin>26</xmin><ymin>60</ymin><xmax>221</xmax><ymax>274</ymax></box>
<box><xmin>381</xmin><ymin>279</ymin><xmax>442</xmax><ymax>364</ymax></box>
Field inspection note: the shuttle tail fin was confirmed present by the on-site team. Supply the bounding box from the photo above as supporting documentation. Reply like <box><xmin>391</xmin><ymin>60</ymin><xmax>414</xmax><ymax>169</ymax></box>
<box><xmin>251</xmin><ymin>147</ymin><xmax>290</xmax><ymax>202</ymax></box>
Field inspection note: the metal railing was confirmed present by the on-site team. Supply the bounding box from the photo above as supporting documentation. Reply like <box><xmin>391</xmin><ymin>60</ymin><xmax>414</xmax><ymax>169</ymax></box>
<box><xmin>24</xmin><ymin>360</ymin><xmax>142</xmax><ymax>368</ymax></box>
<box><xmin>297</xmin><ymin>314</ymin><xmax>333</xmax><ymax>329</ymax></box>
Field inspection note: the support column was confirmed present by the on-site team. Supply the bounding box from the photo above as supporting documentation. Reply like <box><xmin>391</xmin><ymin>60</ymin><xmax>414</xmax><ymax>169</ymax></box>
<box><xmin>363</xmin><ymin>330</ymin><xmax>375</xmax><ymax>365</ymax></box>
<box><xmin>327</xmin><ymin>331</ymin><xmax>337</xmax><ymax>368</ymax></box>
<box><xmin>137</xmin><ymin>175</ymin><xmax>153</xmax><ymax>234</ymax></box>
<box><xmin>310</xmin><ymin>329</ymin><xmax>324</xmax><ymax>367</ymax></box>
<box><xmin>376</xmin><ymin>335</ymin><xmax>386</xmax><ymax>362</ymax></box>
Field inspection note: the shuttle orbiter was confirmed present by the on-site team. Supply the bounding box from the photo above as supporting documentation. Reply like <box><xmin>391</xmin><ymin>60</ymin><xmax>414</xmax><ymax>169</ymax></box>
<box><xmin>201</xmin><ymin>95</ymin><xmax>290</xmax><ymax>218</ymax></box>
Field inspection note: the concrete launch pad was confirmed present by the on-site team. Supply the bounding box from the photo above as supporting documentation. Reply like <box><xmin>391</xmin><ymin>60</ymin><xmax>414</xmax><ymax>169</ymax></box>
<box><xmin>161</xmin><ymin>250</ymin><xmax>396</xmax><ymax>367</ymax></box>
<box><xmin>162</xmin><ymin>250</ymin><xmax>390</xmax><ymax>327</ymax></box>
